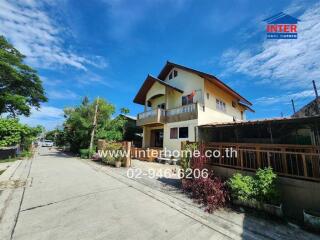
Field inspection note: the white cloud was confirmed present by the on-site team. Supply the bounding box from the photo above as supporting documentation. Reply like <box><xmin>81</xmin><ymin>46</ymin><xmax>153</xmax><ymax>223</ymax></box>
<box><xmin>47</xmin><ymin>89</ymin><xmax>79</xmax><ymax>100</ymax></box>
<box><xmin>20</xmin><ymin>106</ymin><xmax>64</xmax><ymax>130</ymax></box>
<box><xmin>0</xmin><ymin>0</ymin><xmax>107</xmax><ymax>70</ymax></box>
<box><xmin>255</xmin><ymin>90</ymin><xmax>315</xmax><ymax>105</ymax></box>
<box><xmin>221</xmin><ymin>3</ymin><xmax>320</xmax><ymax>90</ymax></box>
<box><xmin>76</xmin><ymin>72</ymin><xmax>114</xmax><ymax>88</ymax></box>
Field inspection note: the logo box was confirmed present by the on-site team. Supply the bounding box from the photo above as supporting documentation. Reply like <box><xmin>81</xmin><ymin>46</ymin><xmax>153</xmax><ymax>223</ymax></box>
<box><xmin>264</xmin><ymin>12</ymin><xmax>300</xmax><ymax>39</ymax></box>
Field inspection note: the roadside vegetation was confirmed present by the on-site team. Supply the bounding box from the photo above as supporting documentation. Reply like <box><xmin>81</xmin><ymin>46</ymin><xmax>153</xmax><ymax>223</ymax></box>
<box><xmin>45</xmin><ymin>97</ymin><xmax>132</xmax><ymax>156</ymax></box>
<box><xmin>181</xmin><ymin>143</ymin><xmax>281</xmax><ymax>215</ymax></box>
<box><xmin>0</xmin><ymin>36</ymin><xmax>47</xmax><ymax>117</ymax></box>
<box><xmin>228</xmin><ymin>167</ymin><xmax>279</xmax><ymax>205</ymax></box>
<box><xmin>0</xmin><ymin>36</ymin><xmax>46</xmax><ymax>160</ymax></box>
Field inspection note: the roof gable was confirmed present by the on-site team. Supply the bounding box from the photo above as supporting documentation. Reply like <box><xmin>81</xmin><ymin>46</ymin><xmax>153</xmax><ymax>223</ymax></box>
<box><xmin>133</xmin><ymin>75</ymin><xmax>183</xmax><ymax>105</ymax></box>
<box><xmin>158</xmin><ymin>61</ymin><xmax>252</xmax><ymax>106</ymax></box>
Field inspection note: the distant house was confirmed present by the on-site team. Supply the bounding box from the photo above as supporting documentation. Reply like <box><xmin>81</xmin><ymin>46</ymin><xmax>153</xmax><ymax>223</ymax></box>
<box><xmin>120</xmin><ymin>114</ymin><xmax>142</xmax><ymax>147</ymax></box>
<box><xmin>292</xmin><ymin>97</ymin><xmax>320</xmax><ymax>118</ymax></box>
<box><xmin>133</xmin><ymin>61</ymin><xmax>253</xmax><ymax>151</ymax></box>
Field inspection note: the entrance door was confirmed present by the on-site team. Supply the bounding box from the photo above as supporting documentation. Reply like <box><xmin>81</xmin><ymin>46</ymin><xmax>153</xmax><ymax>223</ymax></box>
<box><xmin>150</xmin><ymin>129</ymin><xmax>163</xmax><ymax>148</ymax></box>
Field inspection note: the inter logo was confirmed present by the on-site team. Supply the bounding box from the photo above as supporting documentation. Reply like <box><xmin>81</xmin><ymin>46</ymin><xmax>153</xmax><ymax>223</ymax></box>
<box><xmin>264</xmin><ymin>12</ymin><xmax>300</xmax><ymax>39</ymax></box>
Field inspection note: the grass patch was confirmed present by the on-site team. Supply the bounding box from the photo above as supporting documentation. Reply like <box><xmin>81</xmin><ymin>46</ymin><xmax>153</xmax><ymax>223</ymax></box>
<box><xmin>0</xmin><ymin>169</ymin><xmax>5</xmax><ymax>175</ymax></box>
<box><xmin>0</xmin><ymin>157</ymin><xmax>18</xmax><ymax>163</ymax></box>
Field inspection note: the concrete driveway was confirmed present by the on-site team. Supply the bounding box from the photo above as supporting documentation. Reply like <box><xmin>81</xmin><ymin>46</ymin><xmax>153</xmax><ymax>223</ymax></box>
<box><xmin>0</xmin><ymin>148</ymin><xmax>318</xmax><ymax>240</ymax></box>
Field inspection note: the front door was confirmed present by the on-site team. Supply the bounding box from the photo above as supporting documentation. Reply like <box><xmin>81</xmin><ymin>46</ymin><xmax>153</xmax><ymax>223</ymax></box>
<box><xmin>150</xmin><ymin>129</ymin><xmax>163</xmax><ymax>148</ymax></box>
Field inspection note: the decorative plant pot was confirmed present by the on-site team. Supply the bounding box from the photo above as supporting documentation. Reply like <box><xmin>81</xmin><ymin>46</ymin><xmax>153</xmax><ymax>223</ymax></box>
<box><xmin>262</xmin><ymin>203</ymin><xmax>283</xmax><ymax>218</ymax></box>
<box><xmin>303</xmin><ymin>209</ymin><xmax>320</xmax><ymax>232</ymax></box>
<box><xmin>115</xmin><ymin>161</ymin><xmax>121</xmax><ymax>168</ymax></box>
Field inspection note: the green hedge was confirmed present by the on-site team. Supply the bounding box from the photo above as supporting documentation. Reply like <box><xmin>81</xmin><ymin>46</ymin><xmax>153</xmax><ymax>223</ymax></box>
<box><xmin>228</xmin><ymin>167</ymin><xmax>280</xmax><ymax>205</ymax></box>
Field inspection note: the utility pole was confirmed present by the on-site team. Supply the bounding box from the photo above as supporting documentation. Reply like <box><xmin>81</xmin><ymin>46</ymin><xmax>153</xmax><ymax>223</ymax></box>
<box><xmin>313</xmin><ymin>80</ymin><xmax>319</xmax><ymax>98</ymax></box>
<box><xmin>291</xmin><ymin>99</ymin><xmax>296</xmax><ymax>114</ymax></box>
<box><xmin>313</xmin><ymin>80</ymin><xmax>319</xmax><ymax>114</ymax></box>
<box><xmin>89</xmin><ymin>97</ymin><xmax>99</xmax><ymax>151</ymax></box>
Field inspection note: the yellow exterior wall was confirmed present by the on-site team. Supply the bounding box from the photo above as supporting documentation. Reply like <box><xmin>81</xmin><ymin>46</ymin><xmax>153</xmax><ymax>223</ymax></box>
<box><xmin>163</xmin><ymin>119</ymin><xmax>198</xmax><ymax>151</ymax></box>
<box><xmin>142</xmin><ymin>125</ymin><xmax>164</xmax><ymax>148</ymax></box>
<box><xmin>146</xmin><ymin>82</ymin><xmax>165</xmax><ymax>109</ymax></box>
<box><xmin>140</xmin><ymin>68</ymin><xmax>249</xmax><ymax>151</ymax></box>
<box><xmin>149</xmin><ymin>95</ymin><xmax>165</xmax><ymax>109</ymax></box>
<box><xmin>198</xmin><ymin>79</ymin><xmax>246</xmax><ymax>125</ymax></box>
<box><xmin>165</xmin><ymin>68</ymin><xmax>205</xmax><ymax>107</ymax></box>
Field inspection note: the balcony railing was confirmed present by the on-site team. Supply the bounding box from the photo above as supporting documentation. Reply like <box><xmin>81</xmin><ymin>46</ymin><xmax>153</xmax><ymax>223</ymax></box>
<box><xmin>136</xmin><ymin>103</ymin><xmax>198</xmax><ymax>126</ymax></box>
<box><xmin>166</xmin><ymin>103</ymin><xmax>198</xmax><ymax>123</ymax></box>
<box><xmin>137</xmin><ymin>108</ymin><xmax>166</xmax><ymax>126</ymax></box>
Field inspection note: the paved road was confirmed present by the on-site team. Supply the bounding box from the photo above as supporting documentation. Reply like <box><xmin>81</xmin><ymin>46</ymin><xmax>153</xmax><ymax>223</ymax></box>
<box><xmin>0</xmin><ymin>148</ymin><xmax>319</xmax><ymax>240</ymax></box>
<box><xmin>1</xmin><ymin>148</ymin><xmax>229</xmax><ymax>240</ymax></box>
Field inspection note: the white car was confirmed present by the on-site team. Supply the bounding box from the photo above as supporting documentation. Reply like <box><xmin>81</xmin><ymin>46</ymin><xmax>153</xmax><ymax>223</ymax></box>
<box><xmin>42</xmin><ymin>140</ymin><xmax>54</xmax><ymax>147</ymax></box>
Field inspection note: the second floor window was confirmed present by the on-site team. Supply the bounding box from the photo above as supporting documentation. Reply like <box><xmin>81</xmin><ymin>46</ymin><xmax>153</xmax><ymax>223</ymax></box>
<box><xmin>182</xmin><ymin>92</ymin><xmax>195</xmax><ymax>105</ymax></box>
<box><xmin>216</xmin><ymin>99</ymin><xmax>226</xmax><ymax>112</ymax></box>
<box><xmin>157</xmin><ymin>103</ymin><xmax>165</xmax><ymax>109</ymax></box>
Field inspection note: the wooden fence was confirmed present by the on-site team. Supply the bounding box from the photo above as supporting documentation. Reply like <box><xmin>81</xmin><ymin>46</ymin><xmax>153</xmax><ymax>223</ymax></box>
<box><xmin>203</xmin><ymin>142</ymin><xmax>320</xmax><ymax>181</ymax></box>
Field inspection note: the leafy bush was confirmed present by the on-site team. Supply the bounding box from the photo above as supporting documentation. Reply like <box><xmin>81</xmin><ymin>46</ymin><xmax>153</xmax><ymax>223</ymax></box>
<box><xmin>182</xmin><ymin>176</ymin><xmax>229</xmax><ymax>213</ymax></box>
<box><xmin>79</xmin><ymin>148</ymin><xmax>95</xmax><ymax>159</ymax></box>
<box><xmin>255</xmin><ymin>167</ymin><xmax>279</xmax><ymax>204</ymax></box>
<box><xmin>0</xmin><ymin>119</ymin><xmax>42</xmax><ymax>149</ymax></box>
<box><xmin>227</xmin><ymin>173</ymin><xmax>255</xmax><ymax>201</ymax></box>
<box><xmin>228</xmin><ymin>167</ymin><xmax>279</xmax><ymax>204</ymax></box>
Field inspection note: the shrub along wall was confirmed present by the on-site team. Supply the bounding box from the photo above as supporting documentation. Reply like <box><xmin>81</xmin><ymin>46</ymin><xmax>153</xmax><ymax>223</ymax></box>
<box><xmin>207</xmin><ymin>164</ymin><xmax>320</xmax><ymax>222</ymax></box>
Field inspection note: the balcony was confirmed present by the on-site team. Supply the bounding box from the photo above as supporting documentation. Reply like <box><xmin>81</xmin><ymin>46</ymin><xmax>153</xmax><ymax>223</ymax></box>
<box><xmin>136</xmin><ymin>103</ymin><xmax>198</xmax><ymax>126</ymax></box>
<box><xmin>137</xmin><ymin>108</ymin><xmax>166</xmax><ymax>126</ymax></box>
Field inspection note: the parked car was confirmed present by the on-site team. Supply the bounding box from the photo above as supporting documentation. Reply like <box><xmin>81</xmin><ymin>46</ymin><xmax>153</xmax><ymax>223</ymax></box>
<box><xmin>42</xmin><ymin>140</ymin><xmax>54</xmax><ymax>147</ymax></box>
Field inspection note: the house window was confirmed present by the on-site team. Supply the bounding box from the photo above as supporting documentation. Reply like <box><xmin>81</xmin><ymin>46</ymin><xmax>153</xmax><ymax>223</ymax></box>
<box><xmin>170</xmin><ymin>128</ymin><xmax>178</xmax><ymax>139</ymax></box>
<box><xmin>179</xmin><ymin>127</ymin><xmax>188</xmax><ymax>138</ymax></box>
<box><xmin>207</xmin><ymin>93</ymin><xmax>210</xmax><ymax>100</ymax></box>
<box><xmin>157</xmin><ymin>103</ymin><xmax>165</xmax><ymax>109</ymax></box>
<box><xmin>216</xmin><ymin>99</ymin><xmax>226</xmax><ymax>112</ymax></box>
<box><xmin>241</xmin><ymin>111</ymin><xmax>244</xmax><ymax>120</ymax></box>
<box><xmin>173</xmin><ymin>70</ymin><xmax>178</xmax><ymax>77</ymax></box>
<box><xmin>169</xmin><ymin>73</ymin><xmax>173</xmax><ymax>80</ymax></box>
<box><xmin>182</xmin><ymin>92</ymin><xmax>194</xmax><ymax>105</ymax></box>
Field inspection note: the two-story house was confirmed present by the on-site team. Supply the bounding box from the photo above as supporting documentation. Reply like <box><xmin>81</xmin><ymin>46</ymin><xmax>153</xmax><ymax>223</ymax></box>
<box><xmin>133</xmin><ymin>61</ymin><xmax>253</xmax><ymax>151</ymax></box>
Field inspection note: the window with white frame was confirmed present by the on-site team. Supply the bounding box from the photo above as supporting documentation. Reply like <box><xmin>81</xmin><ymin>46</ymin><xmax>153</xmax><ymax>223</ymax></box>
<box><xmin>216</xmin><ymin>99</ymin><xmax>226</xmax><ymax>112</ymax></box>
<box><xmin>168</xmin><ymin>70</ymin><xmax>178</xmax><ymax>80</ymax></box>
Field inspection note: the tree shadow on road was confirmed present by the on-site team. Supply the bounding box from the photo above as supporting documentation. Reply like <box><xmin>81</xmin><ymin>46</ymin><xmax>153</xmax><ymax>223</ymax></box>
<box><xmin>157</xmin><ymin>177</ymin><xmax>181</xmax><ymax>189</ymax></box>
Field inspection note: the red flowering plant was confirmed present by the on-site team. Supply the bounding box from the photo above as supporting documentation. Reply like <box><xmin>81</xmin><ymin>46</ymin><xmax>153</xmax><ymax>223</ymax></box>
<box><xmin>181</xmin><ymin>143</ymin><xmax>230</xmax><ymax>213</ymax></box>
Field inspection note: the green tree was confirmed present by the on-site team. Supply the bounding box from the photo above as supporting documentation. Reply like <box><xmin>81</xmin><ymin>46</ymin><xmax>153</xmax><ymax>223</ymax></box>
<box><xmin>0</xmin><ymin>36</ymin><xmax>47</xmax><ymax>117</ymax></box>
<box><xmin>45</xmin><ymin>128</ymin><xmax>66</xmax><ymax>147</ymax></box>
<box><xmin>0</xmin><ymin>118</ymin><xmax>43</xmax><ymax>148</ymax></box>
<box><xmin>63</xmin><ymin>97</ymin><xmax>115</xmax><ymax>152</ymax></box>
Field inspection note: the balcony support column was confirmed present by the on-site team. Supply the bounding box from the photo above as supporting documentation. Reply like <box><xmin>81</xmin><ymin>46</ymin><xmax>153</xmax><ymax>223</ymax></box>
<box><xmin>144</xmin><ymin>99</ymin><xmax>148</xmax><ymax>112</ymax></box>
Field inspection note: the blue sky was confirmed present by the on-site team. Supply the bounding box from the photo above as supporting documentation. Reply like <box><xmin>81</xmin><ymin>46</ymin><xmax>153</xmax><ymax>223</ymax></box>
<box><xmin>0</xmin><ymin>0</ymin><xmax>319</xmax><ymax>129</ymax></box>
